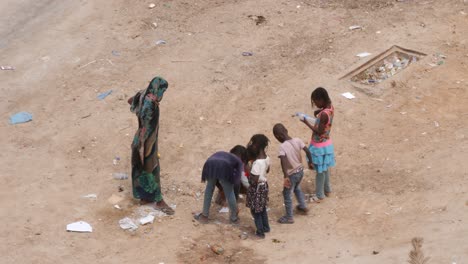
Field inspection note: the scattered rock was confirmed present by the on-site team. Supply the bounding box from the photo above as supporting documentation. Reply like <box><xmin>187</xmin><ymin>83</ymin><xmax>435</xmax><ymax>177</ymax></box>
<box><xmin>211</xmin><ymin>244</ymin><xmax>224</xmax><ymax>255</ymax></box>
<box><xmin>148</xmin><ymin>3</ymin><xmax>156</xmax><ymax>9</ymax></box>
<box><xmin>373</xmin><ymin>250</ymin><xmax>379</xmax><ymax>255</ymax></box>
<box><xmin>248</xmin><ymin>15</ymin><xmax>266</xmax><ymax>25</ymax></box>
<box><xmin>272</xmin><ymin>238</ymin><xmax>283</xmax><ymax>243</ymax></box>
<box><xmin>240</xmin><ymin>232</ymin><xmax>248</xmax><ymax>240</ymax></box>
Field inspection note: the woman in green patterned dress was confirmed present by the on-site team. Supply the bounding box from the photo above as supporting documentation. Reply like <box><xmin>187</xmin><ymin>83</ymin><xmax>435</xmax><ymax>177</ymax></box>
<box><xmin>128</xmin><ymin>76</ymin><xmax>174</xmax><ymax>215</ymax></box>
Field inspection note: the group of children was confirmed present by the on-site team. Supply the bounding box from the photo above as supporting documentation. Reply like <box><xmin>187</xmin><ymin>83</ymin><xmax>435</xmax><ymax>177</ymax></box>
<box><xmin>195</xmin><ymin>87</ymin><xmax>336</xmax><ymax>239</ymax></box>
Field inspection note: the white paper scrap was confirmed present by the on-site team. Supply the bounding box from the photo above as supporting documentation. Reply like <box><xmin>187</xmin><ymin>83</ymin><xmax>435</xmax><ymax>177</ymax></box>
<box><xmin>219</xmin><ymin>207</ymin><xmax>229</xmax><ymax>213</ymax></box>
<box><xmin>349</xmin><ymin>25</ymin><xmax>362</xmax><ymax>30</ymax></box>
<box><xmin>66</xmin><ymin>221</ymin><xmax>93</xmax><ymax>233</ymax></box>
<box><xmin>342</xmin><ymin>92</ymin><xmax>356</xmax><ymax>99</ymax></box>
<box><xmin>82</xmin><ymin>194</ymin><xmax>97</xmax><ymax>199</ymax></box>
<box><xmin>119</xmin><ymin>217</ymin><xmax>138</xmax><ymax>231</ymax></box>
<box><xmin>139</xmin><ymin>214</ymin><xmax>155</xmax><ymax>225</ymax></box>
<box><xmin>356</xmin><ymin>52</ymin><xmax>371</xmax><ymax>58</ymax></box>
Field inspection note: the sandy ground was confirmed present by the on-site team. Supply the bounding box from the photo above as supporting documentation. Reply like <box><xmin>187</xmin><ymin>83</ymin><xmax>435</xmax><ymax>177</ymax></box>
<box><xmin>1</xmin><ymin>0</ymin><xmax>468</xmax><ymax>263</ymax></box>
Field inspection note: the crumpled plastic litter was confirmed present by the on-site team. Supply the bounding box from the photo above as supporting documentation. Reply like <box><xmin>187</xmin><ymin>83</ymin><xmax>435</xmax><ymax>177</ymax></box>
<box><xmin>9</xmin><ymin>112</ymin><xmax>33</xmax><ymax>125</ymax></box>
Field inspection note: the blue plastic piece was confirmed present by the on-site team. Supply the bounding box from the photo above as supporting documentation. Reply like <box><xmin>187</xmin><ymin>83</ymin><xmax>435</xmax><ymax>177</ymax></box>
<box><xmin>97</xmin><ymin>90</ymin><xmax>113</xmax><ymax>100</ymax></box>
<box><xmin>9</xmin><ymin>112</ymin><xmax>33</xmax><ymax>125</ymax></box>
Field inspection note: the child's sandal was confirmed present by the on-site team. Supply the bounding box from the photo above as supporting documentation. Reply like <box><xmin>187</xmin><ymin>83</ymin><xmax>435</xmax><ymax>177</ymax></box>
<box><xmin>277</xmin><ymin>216</ymin><xmax>294</xmax><ymax>224</ymax></box>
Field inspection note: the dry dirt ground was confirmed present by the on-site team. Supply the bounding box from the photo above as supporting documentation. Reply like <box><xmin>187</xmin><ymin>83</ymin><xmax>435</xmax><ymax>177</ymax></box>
<box><xmin>1</xmin><ymin>0</ymin><xmax>468</xmax><ymax>263</ymax></box>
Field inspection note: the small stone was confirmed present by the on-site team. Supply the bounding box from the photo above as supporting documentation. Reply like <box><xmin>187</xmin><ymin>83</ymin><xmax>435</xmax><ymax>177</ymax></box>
<box><xmin>373</xmin><ymin>251</ymin><xmax>379</xmax><ymax>255</ymax></box>
<box><xmin>152</xmin><ymin>22</ymin><xmax>158</xmax><ymax>28</ymax></box>
<box><xmin>211</xmin><ymin>245</ymin><xmax>224</xmax><ymax>255</ymax></box>
<box><xmin>240</xmin><ymin>232</ymin><xmax>248</xmax><ymax>240</ymax></box>
<box><xmin>272</xmin><ymin>238</ymin><xmax>283</xmax><ymax>243</ymax></box>
<box><xmin>148</xmin><ymin>3</ymin><xmax>156</xmax><ymax>9</ymax></box>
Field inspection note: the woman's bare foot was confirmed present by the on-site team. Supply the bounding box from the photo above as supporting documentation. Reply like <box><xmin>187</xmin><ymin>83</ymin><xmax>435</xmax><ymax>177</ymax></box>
<box><xmin>154</xmin><ymin>200</ymin><xmax>175</xmax><ymax>215</ymax></box>
<box><xmin>325</xmin><ymin>192</ymin><xmax>332</xmax><ymax>197</ymax></box>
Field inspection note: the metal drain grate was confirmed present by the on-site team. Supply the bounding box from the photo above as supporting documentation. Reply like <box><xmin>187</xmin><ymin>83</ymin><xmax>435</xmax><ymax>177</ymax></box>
<box><xmin>342</xmin><ymin>46</ymin><xmax>426</xmax><ymax>85</ymax></box>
